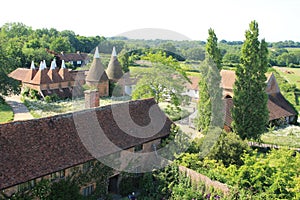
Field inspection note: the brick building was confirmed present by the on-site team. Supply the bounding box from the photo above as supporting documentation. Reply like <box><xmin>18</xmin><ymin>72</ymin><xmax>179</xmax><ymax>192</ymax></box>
<box><xmin>85</xmin><ymin>47</ymin><xmax>109</xmax><ymax>96</ymax></box>
<box><xmin>0</xmin><ymin>97</ymin><xmax>172</xmax><ymax>198</ymax></box>
<box><xmin>9</xmin><ymin>47</ymin><xmax>113</xmax><ymax>98</ymax></box>
<box><xmin>188</xmin><ymin>70</ymin><xmax>297</xmax><ymax>129</ymax></box>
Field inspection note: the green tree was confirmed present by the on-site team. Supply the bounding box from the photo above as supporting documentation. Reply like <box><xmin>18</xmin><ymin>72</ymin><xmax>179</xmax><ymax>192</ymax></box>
<box><xmin>47</xmin><ymin>179</ymin><xmax>82</xmax><ymax>200</ymax></box>
<box><xmin>132</xmin><ymin>52</ymin><xmax>188</xmax><ymax>104</ymax></box>
<box><xmin>232</xmin><ymin>21</ymin><xmax>269</xmax><ymax>140</ymax></box>
<box><xmin>196</xmin><ymin>29</ymin><xmax>223</xmax><ymax>133</ymax></box>
<box><xmin>50</xmin><ymin>36</ymin><xmax>74</xmax><ymax>53</ymax></box>
<box><xmin>206</xmin><ymin>28</ymin><xmax>222</xmax><ymax>70</ymax></box>
<box><xmin>0</xmin><ymin>34</ymin><xmax>21</xmax><ymax>97</ymax></box>
<box><xmin>208</xmin><ymin>131</ymin><xmax>250</xmax><ymax>167</ymax></box>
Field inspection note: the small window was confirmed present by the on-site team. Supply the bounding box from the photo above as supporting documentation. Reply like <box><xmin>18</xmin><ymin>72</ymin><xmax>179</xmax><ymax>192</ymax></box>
<box><xmin>82</xmin><ymin>185</ymin><xmax>94</xmax><ymax>196</ymax></box>
<box><xmin>77</xmin><ymin>60</ymin><xmax>82</xmax><ymax>65</ymax></box>
<box><xmin>134</xmin><ymin>144</ymin><xmax>143</xmax><ymax>152</ymax></box>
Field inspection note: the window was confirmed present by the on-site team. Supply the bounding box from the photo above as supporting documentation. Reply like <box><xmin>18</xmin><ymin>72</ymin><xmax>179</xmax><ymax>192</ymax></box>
<box><xmin>77</xmin><ymin>60</ymin><xmax>82</xmax><ymax>65</ymax></box>
<box><xmin>82</xmin><ymin>185</ymin><xmax>94</xmax><ymax>196</ymax></box>
<box><xmin>134</xmin><ymin>144</ymin><xmax>143</xmax><ymax>152</ymax></box>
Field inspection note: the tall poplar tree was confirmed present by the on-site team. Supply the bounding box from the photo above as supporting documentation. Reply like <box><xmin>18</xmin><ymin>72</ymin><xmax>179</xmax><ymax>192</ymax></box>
<box><xmin>232</xmin><ymin>21</ymin><xmax>269</xmax><ymax>140</ymax></box>
<box><xmin>196</xmin><ymin>29</ymin><xmax>223</xmax><ymax>133</ymax></box>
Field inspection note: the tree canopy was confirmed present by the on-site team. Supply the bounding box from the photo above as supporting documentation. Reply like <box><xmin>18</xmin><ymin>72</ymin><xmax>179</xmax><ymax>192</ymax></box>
<box><xmin>232</xmin><ymin>21</ymin><xmax>269</xmax><ymax>140</ymax></box>
<box><xmin>196</xmin><ymin>29</ymin><xmax>223</xmax><ymax>133</ymax></box>
<box><xmin>132</xmin><ymin>51</ymin><xmax>189</xmax><ymax>105</ymax></box>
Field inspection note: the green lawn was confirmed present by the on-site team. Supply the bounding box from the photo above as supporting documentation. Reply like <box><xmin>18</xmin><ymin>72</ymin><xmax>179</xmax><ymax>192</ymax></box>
<box><xmin>23</xmin><ymin>96</ymin><xmax>131</xmax><ymax>118</ymax></box>
<box><xmin>273</xmin><ymin>66</ymin><xmax>300</xmax><ymax>88</ymax></box>
<box><xmin>261</xmin><ymin>125</ymin><xmax>300</xmax><ymax>148</ymax></box>
<box><xmin>0</xmin><ymin>102</ymin><xmax>14</xmax><ymax>123</ymax></box>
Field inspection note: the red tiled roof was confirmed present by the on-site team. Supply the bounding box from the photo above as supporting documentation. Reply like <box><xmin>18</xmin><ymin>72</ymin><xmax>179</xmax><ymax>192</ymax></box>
<box><xmin>30</xmin><ymin>69</ymin><xmax>52</xmax><ymax>85</ymax></box>
<box><xmin>186</xmin><ymin>76</ymin><xmax>200</xmax><ymax>90</ymax></box>
<box><xmin>224</xmin><ymin>93</ymin><xmax>297</xmax><ymax>127</ymax></box>
<box><xmin>220</xmin><ymin>70</ymin><xmax>236</xmax><ymax>90</ymax></box>
<box><xmin>58</xmin><ymin>68</ymin><xmax>74</xmax><ymax>82</ymax></box>
<box><xmin>268</xmin><ymin>93</ymin><xmax>297</xmax><ymax>120</ymax></box>
<box><xmin>47</xmin><ymin>69</ymin><xmax>63</xmax><ymax>83</ymax></box>
<box><xmin>0</xmin><ymin>98</ymin><xmax>172</xmax><ymax>190</ymax></box>
<box><xmin>8</xmin><ymin>68</ymin><xmax>30</xmax><ymax>81</ymax></box>
<box><xmin>24</xmin><ymin>69</ymin><xmax>38</xmax><ymax>83</ymax></box>
<box><xmin>56</xmin><ymin>52</ymin><xmax>89</xmax><ymax>62</ymax></box>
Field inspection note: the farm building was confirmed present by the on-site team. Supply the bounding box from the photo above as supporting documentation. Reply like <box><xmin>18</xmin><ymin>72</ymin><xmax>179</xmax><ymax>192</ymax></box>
<box><xmin>0</xmin><ymin>97</ymin><xmax>172</xmax><ymax>198</ymax></box>
<box><xmin>188</xmin><ymin>70</ymin><xmax>297</xmax><ymax>129</ymax></box>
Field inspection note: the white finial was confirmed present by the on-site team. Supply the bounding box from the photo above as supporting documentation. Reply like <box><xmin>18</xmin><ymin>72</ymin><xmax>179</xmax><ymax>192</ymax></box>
<box><xmin>30</xmin><ymin>61</ymin><xmax>35</xmax><ymax>70</ymax></box>
<box><xmin>53</xmin><ymin>58</ymin><xmax>57</xmax><ymax>68</ymax></box>
<box><xmin>50</xmin><ymin>61</ymin><xmax>56</xmax><ymax>70</ymax></box>
<box><xmin>39</xmin><ymin>61</ymin><xmax>44</xmax><ymax>70</ymax></box>
<box><xmin>61</xmin><ymin>60</ymin><xmax>66</xmax><ymax>69</ymax></box>
<box><xmin>94</xmin><ymin>47</ymin><xmax>100</xmax><ymax>58</ymax></box>
<box><xmin>112</xmin><ymin>46</ymin><xmax>117</xmax><ymax>57</ymax></box>
<box><xmin>43</xmin><ymin>60</ymin><xmax>47</xmax><ymax>69</ymax></box>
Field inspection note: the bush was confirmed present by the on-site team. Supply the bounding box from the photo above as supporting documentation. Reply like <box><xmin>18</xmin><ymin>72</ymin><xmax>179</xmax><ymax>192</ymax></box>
<box><xmin>208</xmin><ymin>132</ymin><xmax>251</xmax><ymax>167</ymax></box>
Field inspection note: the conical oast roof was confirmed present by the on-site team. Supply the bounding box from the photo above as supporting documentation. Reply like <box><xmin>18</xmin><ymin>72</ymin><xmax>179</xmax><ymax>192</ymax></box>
<box><xmin>58</xmin><ymin>60</ymin><xmax>73</xmax><ymax>81</ymax></box>
<box><xmin>48</xmin><ymin>60</ymin><xmax>62</xmax><ymax>83</ymax></box>
<box><xmin>86</xmin><ymin>47</ymin><xmax>108</xmax><ymax>83</ymax></box>
<box><xmin>30</xmin><ymin>61</ymin><xmax>52</xmax><ymax>85</ymax></box>
<box><xmin>106</xmin><ymin>47</ymin><xmax>123</xmax><ymax>81</ymax></box>
<box><xmin>24</xmin><ymin>61</ymin><xmax>37</xmax><ymax>83</ymax></box>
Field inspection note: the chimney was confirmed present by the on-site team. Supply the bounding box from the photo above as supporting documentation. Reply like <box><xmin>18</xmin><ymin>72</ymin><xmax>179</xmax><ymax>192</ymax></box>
<box><xmin>84</xmin><ymin>89</ymin><xmax>99</xmax><ymax>108</ymax></box>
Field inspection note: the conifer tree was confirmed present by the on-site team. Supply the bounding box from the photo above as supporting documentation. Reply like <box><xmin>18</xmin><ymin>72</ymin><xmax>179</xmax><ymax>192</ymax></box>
<box><xmin>196</xmin><ymin>29</ymin><xmax>223</xmax><ymax>133</ymax></box>
<box><xmin>232</xmin><ymin>21</ymin><xmax>269</xmax><ymax>140</ymax></box>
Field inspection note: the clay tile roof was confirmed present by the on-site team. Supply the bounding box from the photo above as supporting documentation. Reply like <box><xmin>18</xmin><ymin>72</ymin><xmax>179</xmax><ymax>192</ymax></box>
<box><xmin>48</xmin><ymin>69</ymin><xmax>62</xmax><ymax>83</ymax></box>
<box><xmin>58</xmin><ymin>68</ymin><xmax>73</xmax><ymax>82</ymax></box>
<box><xmin>268</xmin><ymin>93</ymin><xmax>297</xmax><ymax>119</ymax></box>
<box><xmin>30</xmin><ymin>69</ymin><xmax>52</xmax><ymax>85</ymax></box>
<box><xmin>224</xmin><ymin>98</ymin><xmax>234</xmax><ymax>127</ymax></box>
<box><xmin>8</xmin><ymin>68</ymin><xmax>31</xmax><ymax>81</ymax></box>
<box><xmin>220</xmin><ymin>70</ymin><xmax>236</xmax><ymax>90</ymax></box>
<box><xmin>186</xmin><ymin>76</ymin><xmax>200</xmax><ymax>90</ymax></box>
<box><xmin>24</xmin><ymin>69</ymin><xmax>38</xmax><ymax>83</ymax></box>
<box><xmin>57</xmin><ymin>52</ymin><xmax>88</xmax><ymax>62</ymax></box>
<box><xmin>224</xmin><ymin>94</ymin><xmax>297</xmax><ymax>128</ymax></box>
<box><xmin>86</xmin><ymin>48</ymin><xmax>108</xmax><ymax>82</ymax></box>
<box><xmin>106</xmin><ymin>47</ymin><xmax>123</xmax><ymax>81</ymax></box>
<box><xmin>0</xmin><ymin>98</ymin><xmax>172</xmax><ymax>190</ymax></box>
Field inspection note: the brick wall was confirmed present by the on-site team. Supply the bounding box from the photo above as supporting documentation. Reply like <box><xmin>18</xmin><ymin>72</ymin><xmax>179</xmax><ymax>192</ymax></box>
<box><xmin>179</xmin><ymin>165</ymin><xmax>230</xmax><ymax>195</ymax></box>
<box><xmin>84</xmin><ymin>90</ymin><xmax>100</xmax><ymax>108</ymax></box>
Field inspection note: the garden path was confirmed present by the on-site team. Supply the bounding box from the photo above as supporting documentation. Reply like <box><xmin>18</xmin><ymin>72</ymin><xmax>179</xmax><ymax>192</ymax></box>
<box><xmin>5</xmin><ymin>95</ymin><xmax>33</xmax><ymax>121</ymax></box>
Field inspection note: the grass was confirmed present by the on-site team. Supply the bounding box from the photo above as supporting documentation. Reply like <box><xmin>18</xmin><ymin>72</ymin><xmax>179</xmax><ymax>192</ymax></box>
<box><xmin>273</xmin><ymin>66</ymin><xmax>300</xmax><ymax>89</ymax></box>
<box><xmin>159</xmin><ymin>102</ymin><xmax>193</xmax><ymax>121</ymax></box>
<box><xmin>271</xmin><ymin>67</ymin><xmax>300</xmax><ymax>111</ymax></box>
<box><xmin>261</xmin><ymin>125</ymin><xmax>300</xmax><ymax>148</ymax></box>
<box><xmin>23</xmin><ymin>96</ymin><xmax>132</xmax><ymax>118</ymax></box>
<box><xmin>0</xmin><ymin>102</ymin><xmax>14</xmax><ymax>123</ymax></box>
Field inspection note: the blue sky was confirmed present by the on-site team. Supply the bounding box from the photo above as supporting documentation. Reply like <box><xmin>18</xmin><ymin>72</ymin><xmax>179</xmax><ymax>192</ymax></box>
<box><xmin>1</xmin><ymin>0</ymin><xmax>299</xmax><ymax>42</ymax></box>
